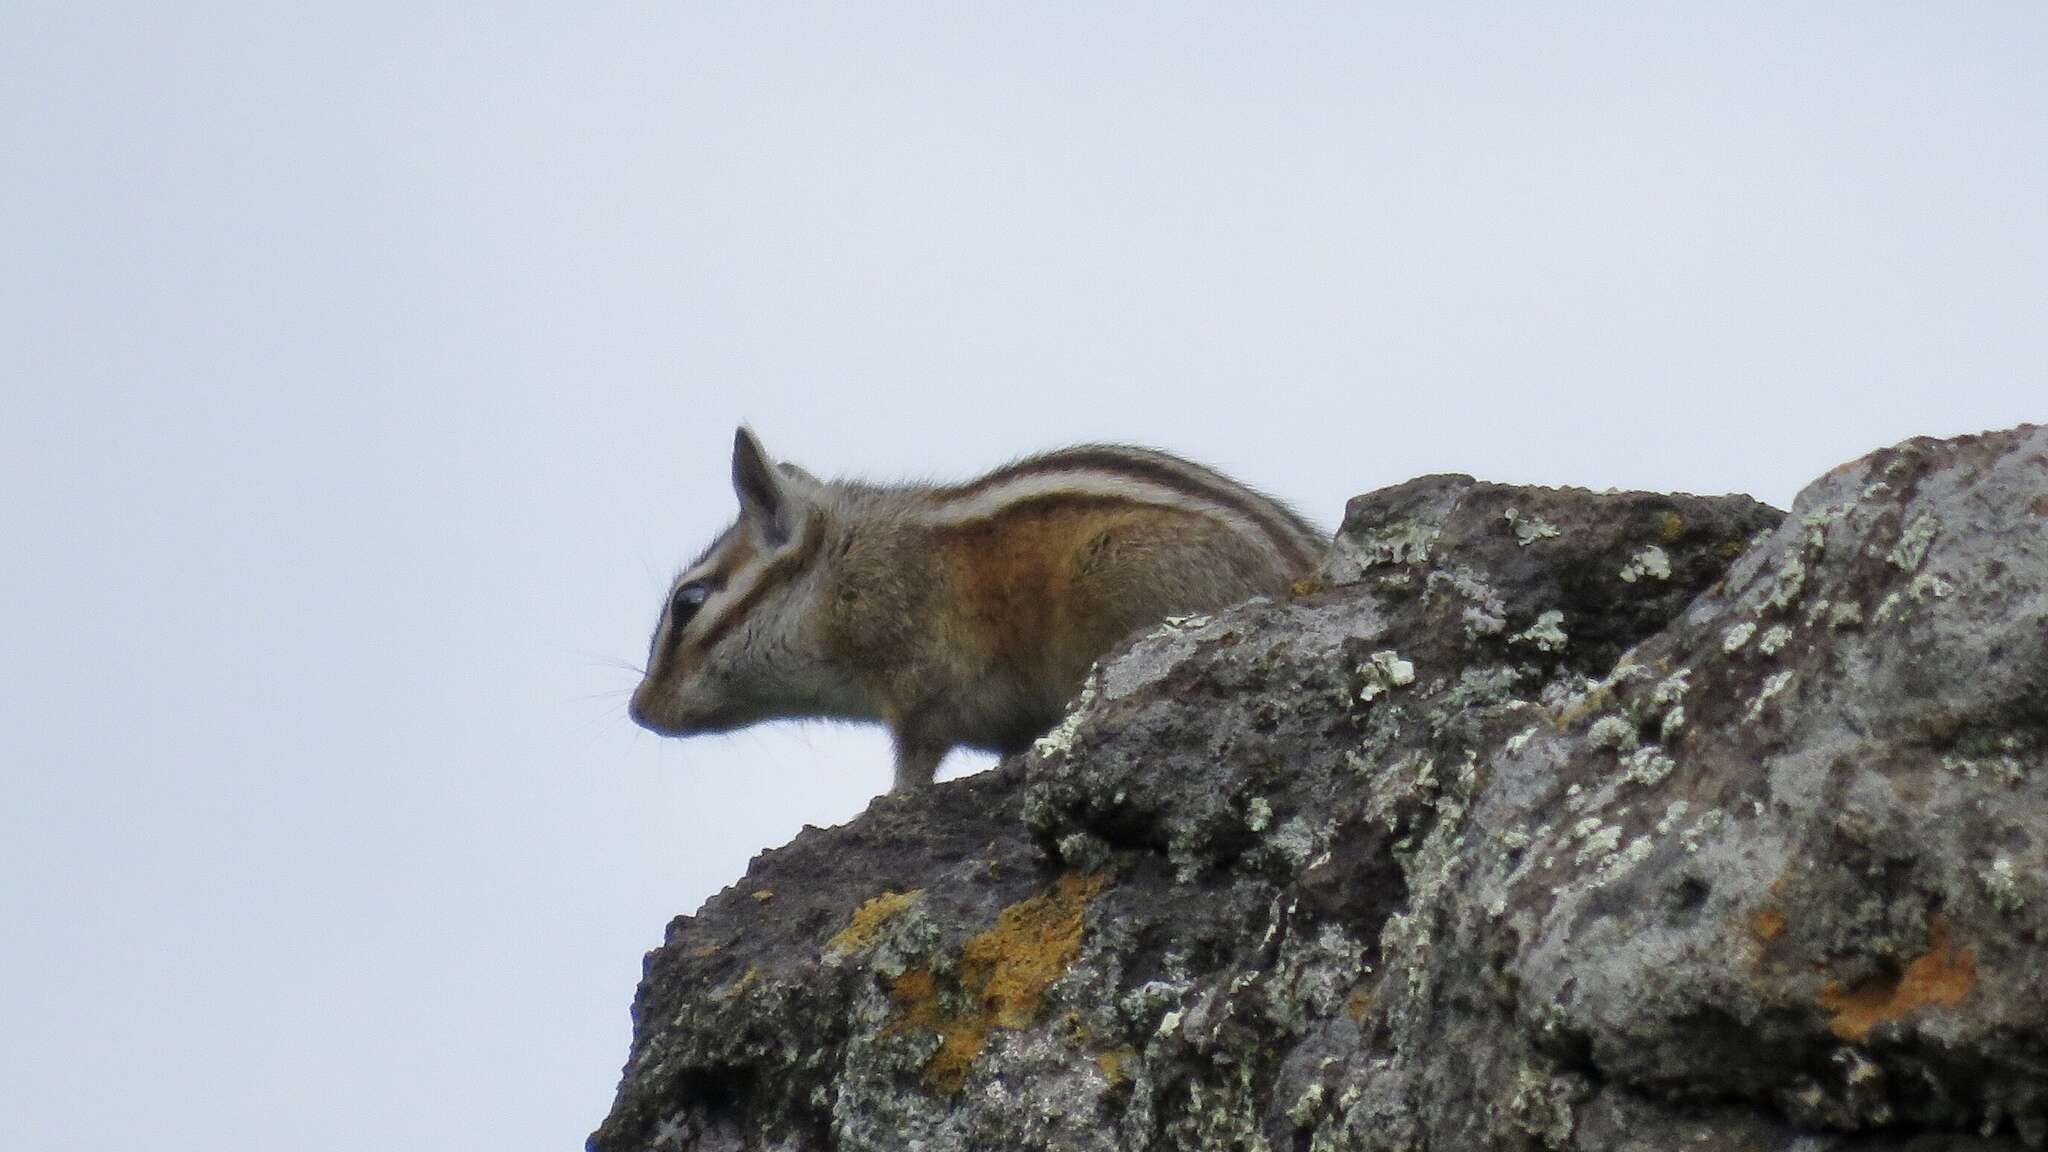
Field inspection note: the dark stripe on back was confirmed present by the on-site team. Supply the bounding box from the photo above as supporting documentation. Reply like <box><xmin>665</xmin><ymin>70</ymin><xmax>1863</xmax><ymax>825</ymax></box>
<box><xmin>925</xmin><ymin>491</ymin><xmax>1182</xmax><ymax>533</ymax></box>
<box><xmin>947</xmin><ymin>447</ymin><xmax>1320</xmax><ymax>573</ymax></box>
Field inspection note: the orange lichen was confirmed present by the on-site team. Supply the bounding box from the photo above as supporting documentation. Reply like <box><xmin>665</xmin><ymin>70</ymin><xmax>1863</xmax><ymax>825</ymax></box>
<box><xmin>1660</xmin><ymin>511</ymin><xmax>1686</xmax><ymax>541</ymax></box>
<box><xmin>1095</xmin><ymin>1048</ymin><xmax>1134</xmax><ymax>1086</ymax></box>
<box><xmin>885</xmin><ymin>872</ymin><xmax>1108</xmax><ymax>1092</ymax></box>
<box><xmin>964</xmin><ymin>872</ymin><xmax>1107</xmax><ymax>1028</ymax></box>
<box><xmin>750</xmin><ymin>889</ymin><xmax>776</xmax><ymax>903</ymax></box>
<box><xmin>887</xmin><ymin>966</ymin><xmax>985</xmax><ymax>1088</ymax></box>
<box><xmin>1818</xmin><ymin>920</ymin><xmax>1975</xmax><ymax>1042</ymax></box>
<box><xmin>825</xmin><ymin>889</ymin><xmax>924</xmax><ymax>958</ymax></box>
<box><xmin>726</xmin><ymin>966</ymin><xmax>758</xmax><ymax>998</ymax></box>
<box><xmin>1344</xmin><ymin>987</ymin><xmax>1374</xmax><ymax>1022</ymax></box>
<box><xmin>1751</xmin><ymin>908</ymin><xmax>1787</xmax><ymax>941</ymax></box>
<box><xmin>1557</xmin><ymin>687</ymin><xmax>1615</xmax><ymax>728</ymax></box>
<box><xmin>890</xmin><ymin>967</ymin><xmax>936</xmax><ymax>1007</ymax></box>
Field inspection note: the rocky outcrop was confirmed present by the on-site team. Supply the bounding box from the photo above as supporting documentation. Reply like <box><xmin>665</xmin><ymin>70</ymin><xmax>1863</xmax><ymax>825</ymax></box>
<box><xmin>591</xmin><ymin>425</ymin><xmax>2048</xmax><ymax>1152</ymax></box>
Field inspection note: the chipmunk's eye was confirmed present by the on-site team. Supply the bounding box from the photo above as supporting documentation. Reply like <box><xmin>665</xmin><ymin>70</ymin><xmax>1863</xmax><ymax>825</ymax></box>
<box><xmin>670</xmin><ymin>582</ymin><xmax>710</xmax><ymax>627</ymax></box>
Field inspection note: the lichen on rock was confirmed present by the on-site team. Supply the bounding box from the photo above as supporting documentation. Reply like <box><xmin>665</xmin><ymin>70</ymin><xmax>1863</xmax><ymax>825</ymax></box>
<box><xmin>591</xmin><ymin>425</ymin><xmax>2048</xmax><ymax>1152</ymax></box>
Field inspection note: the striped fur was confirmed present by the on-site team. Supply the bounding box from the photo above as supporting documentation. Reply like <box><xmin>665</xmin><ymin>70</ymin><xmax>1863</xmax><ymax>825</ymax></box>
<box><xmin>629</xmin><ymin>429</ymin><xmax>1325</xmax><ymax>792</ymax></box>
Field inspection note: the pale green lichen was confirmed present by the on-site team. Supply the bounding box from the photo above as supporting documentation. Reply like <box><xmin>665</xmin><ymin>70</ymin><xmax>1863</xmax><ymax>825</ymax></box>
<box><xmin>1266</xmin><ymin>817</ymin><xmax>1320</xmax><ymax>868</ymax></box>
<box><xmin>1152</xmin><ymin>613</ymin><xmax>1213</xmax><ymax>635</ymax></box>
<box><xmin>1450</xmin><ymin>749</ymin><xmax>1480</xmax><ymax>797</ymax></box>
<box><xmin>1511</xmin><ymin>610</ymin><xmax>1568</xmax><ymax>652</ymax></box>
<box><xmin>1031</xmin><ymin>671</ymin><xmax>1100</xmax><ymax>759</ymax></box>
<box><xmin>1659</xmin><ymin>705</ymin><xmax>1686</xmax><ymax>741</ymax></box>
<box><xmin>1265</xmin><ymin>922</ymin><xmax>1366</xmax><ymax>1031</ymax></box>
<box><xmin>1587</xmin><ymin>714</ymin><xmax>1639</xmax><ymax>753</ymax></box>
<box><xmin>1765</xmin><ymin>556</ymin><xmax>1807</xmax><ymax>610</ymax></box>
<box><xmin>1723</xmin><ymin>621</ymin><xmax>1757</xmax><ymax>653</ymax></box>
<box><xmin>1621</xmin><ymin>747</ymin><xmax>1677</xmax><ymax>787</ymax></box>
<box><xmin>1800</xmin><ymin>502</ymin><xmax>1854</xmax><ymax>551</ymax></box>
<box><xmin>1434</xmin><ymin>666</ymin><xmax>1526</xmax><ymax>722</ymax></box>
<box><xmin>1505</xmin><ymin>725</ymin><xmax>1542</xmax><ymax>754</ymax></box>
<box><xmin>1244</xmin><ymin>797</ymin><xmax>1273</xmax><ymax>832</ymax></box>
<box><xmin>1055</xmin><ymin>831</ymin><xmax>1113</xmax><ymax>872</ymax></box>
<box><xmin>1574</xmin><ymin>826</ymin><xmax>1621</xmax><ymax>866</ymax></box>
<box><xmin>1538</xmin><ymin>671</ymin><xmax>1601</xmax><ymax>713</ymax></box>
<box><xmin>1618</xmin><ymin>545</ymin><xmax>1672</xmax><ymax>583</ymax></box>
<box><xmin>1943</xmin><ymin>751</ymin><xmax>2027</xmax><ymax>785</ymax></box>
<box><xmin>1587</xmin><ymin>834</ymin><xmax>1657</xmax><ymax>888</ymax></box>
<box><xmin>1288</xmin><ymin>1080</ymin><xmax>1327</xmax><ymax>1126</ymax></box>
<box><xmin>1748</xmin><ymin>670</ymin><xmax>1795</xmax><ymax>718</ymax></box>
<box><xmin>1355</xmin><ymin>520</ymin><xmax>1439</xmax><ymax>568</ymax></box>
<box><xmin>1358</xmin><ymin>650</ymin><xmax>1416</xmax><ymax>701</ymax></box>
<box><xmin>1680</xmin><ymin>809</ymin><xmax>1725</xmax><ymax>854</ymax></box>
<box><xmin>1874</xmin><ymin>572</ymin><xmax>1955</xmax><ymax>623</ymax></box>
<box><xmin>1887</xmin><ymin>514</ymin><xmax>1940</xmax><ymax>571</ymax></box>
<box><xmin>1504</xmin><ymin>507</ymin><xmax>1562</xmax><ymax>547</ymax></box>
<box><xmin>1650</xmin><ymin>669</ymin><xmax>1691</xmax><ymax>708</ymax></box>
<box><xmin>1462</xmin><ymin>607</ymin><xmax>1505</xmax><ymax>636</ymax></box>
<box><xmin>1655</xmin><ymin>800</ymin><xmax>1690</xmax><ymax>836</ymax></box>
<box><xmin>1981</xmin><ymin>855</ymin><xmax>2025</xmax><ymax>915</ymax></box>
<box><xmin>1602</xmin><ymin>661</ymin><xmax>1654</xmax><ymax>688</ymax></box>
<box><xmin>1429</xmin><ymin>566</ymin><xmax>1508</xmax><ymax>637</ymax></box>
<box><xmin>1378</xmin><ymin>788</ymin><xmax>1470</xmax><ymax>1006</ymax></box>
<box><xmin>1759</xmin><ymin>624</ymin><xmax>1795</xmax><ymax>655</ymax></box>
<box><xmin>1506</xmin><ymin>1061</ymin><xmax>1581</xmax><ymax>1149</ymax></box>
<box><xmin>1910</xmin><ymin>572</ymin><xmax>1955</xmax><ymax>601</ymax></box>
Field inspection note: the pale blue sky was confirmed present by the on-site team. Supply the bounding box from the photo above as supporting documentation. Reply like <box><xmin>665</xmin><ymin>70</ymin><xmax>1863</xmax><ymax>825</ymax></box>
<box><xmin>3</xmin><ymin>5</ymin><xmax>2042</xmax><ymax>1148</ymax></box>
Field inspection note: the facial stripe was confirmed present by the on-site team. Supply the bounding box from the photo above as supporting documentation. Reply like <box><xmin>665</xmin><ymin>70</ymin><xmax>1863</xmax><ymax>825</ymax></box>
<box><xmin>680</xmin><ymin>515</ymin><xmax>825</xmax><ymax>661</ymax></box>
<box><xmin>649</xmin><ymin>526</ymin><xmax>755</xmax><ymax>674</ymax></box>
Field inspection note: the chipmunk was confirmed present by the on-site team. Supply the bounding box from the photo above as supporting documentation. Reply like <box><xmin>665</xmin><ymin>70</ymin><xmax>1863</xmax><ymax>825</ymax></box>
<box><xmin>629</xmin><ymin>428</ymin><xmax>1324</xmax><ymax>792</ymax></box>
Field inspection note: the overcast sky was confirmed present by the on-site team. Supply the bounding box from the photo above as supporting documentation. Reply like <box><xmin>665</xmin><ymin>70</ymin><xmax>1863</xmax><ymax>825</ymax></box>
<box><xmin>2</xmin><ymin>5</ymin><xmax>2042</xmax><ymax>1149</ymax></box>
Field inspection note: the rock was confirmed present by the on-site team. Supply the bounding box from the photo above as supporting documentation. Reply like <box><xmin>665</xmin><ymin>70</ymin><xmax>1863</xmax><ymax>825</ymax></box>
<box><xmin>589</xmin><ymin>425</ymin><xmax>2048</xmax><ymax>1152</ymax></box>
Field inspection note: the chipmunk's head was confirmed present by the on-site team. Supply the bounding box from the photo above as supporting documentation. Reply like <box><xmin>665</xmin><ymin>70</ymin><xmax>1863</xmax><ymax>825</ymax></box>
<box><xmin>629</xmin><ymin>427</ymin><xmax>846</xmax><ymax>737</ymax></box>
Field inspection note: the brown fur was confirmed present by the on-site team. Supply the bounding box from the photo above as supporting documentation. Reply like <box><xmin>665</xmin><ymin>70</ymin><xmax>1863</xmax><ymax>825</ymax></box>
<box><xmin>631</xmin><ymin>432</ymin><xmax>1323</xmax><ymax>793</ymax></box>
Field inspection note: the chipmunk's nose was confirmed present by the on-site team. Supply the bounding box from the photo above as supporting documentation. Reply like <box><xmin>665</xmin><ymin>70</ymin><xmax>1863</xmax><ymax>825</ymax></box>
<box><xmin>628</xmin><ymin>682</ymin><xmax>693</xmax><ymax>735</ymax></box>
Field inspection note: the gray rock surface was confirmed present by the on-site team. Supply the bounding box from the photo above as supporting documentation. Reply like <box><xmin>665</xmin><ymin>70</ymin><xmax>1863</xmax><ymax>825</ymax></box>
<box><xmin>590</xmin><ymin>425</ymin><xmax>2047</xmax><ymax>1152</ymax></box>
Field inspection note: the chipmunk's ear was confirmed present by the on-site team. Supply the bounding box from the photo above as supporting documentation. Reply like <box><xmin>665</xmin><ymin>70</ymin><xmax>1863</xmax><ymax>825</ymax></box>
<box><xmin>777</xmin><ymin>461</ymin><xmax>822</xmax><ymax>487</ymax></box>
<box><xmin>733</xmin><ymin>426</ymin><xmax>797</xmax><ymax>547</ymax></box>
